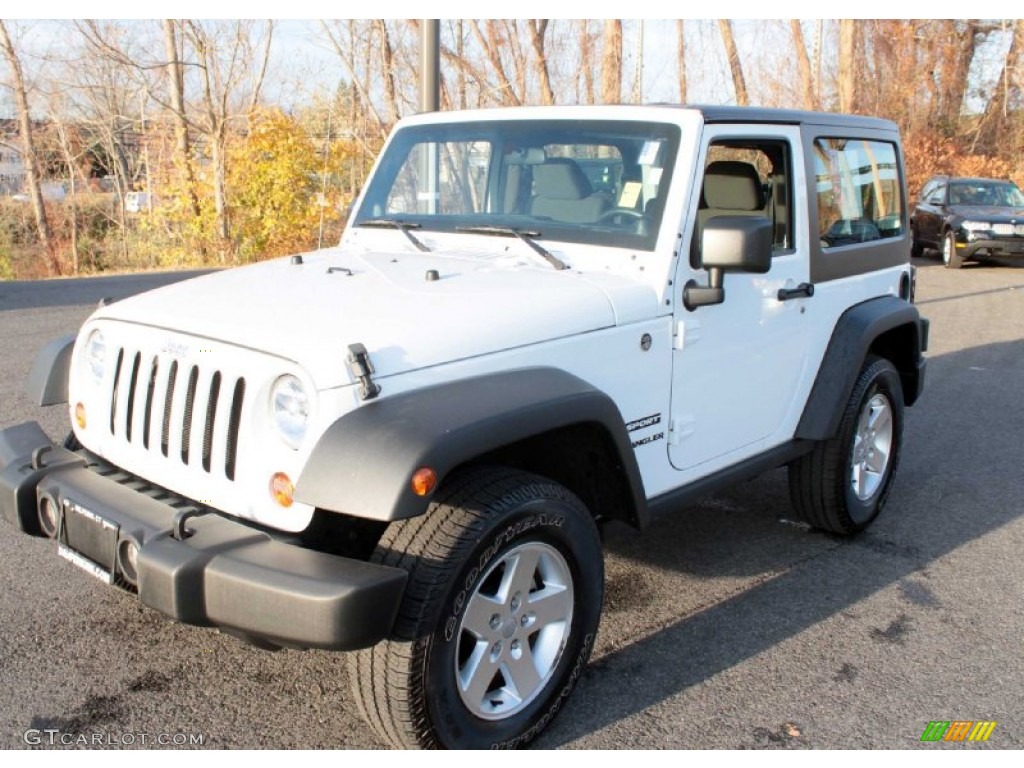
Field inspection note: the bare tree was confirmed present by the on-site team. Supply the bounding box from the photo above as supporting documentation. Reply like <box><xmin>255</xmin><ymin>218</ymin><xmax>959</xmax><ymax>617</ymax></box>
<box><xmin>0</xmin><ymin>20</ymin><xmax>55</xmax><ymax>269</ymax></box>
<box><xmin>838</xmin><ymin>20</ymin><xmax>857</xmax><ymax>113</ymax></box>
<box><xmin>600</xmin><ymin>20</ymin><xmax>622</xmax><ymax>105</ymax></box>
<box><xmin>677</xmin><ymin>20</ymin><xmax>688</xmax><ymax>104</ymax></box>
<box><xmin>163</xmin><ymin>20</ymin><xmax>200</xmax><ymax>218</ymax></box>
<box><xmin>182</xmin><ymin>20</ymin><xmax>274</xmax><ymax>250</ymax></box>
<box><xmin>790</xmin><ymin>20</ymin><xmax>817</xmax><ymax>110</ymax></box>
<box><xmin>527</xmin><ymin>20</ymin><xmax>555</xmax><ymax>106</ymax></box>
<box><xmin>979</xmin><ymin>19</ymin><xmax>1024</xmax><ymax>151</ymax></box>
<box><xmin>579</xmin><ymin>21</ymin><xmax>595</xmax><ymax>104</ymax></box>
<box><xmin>470</xmin><ymin>20</ymin><xmax>522</xmax><ymax>106</ymax></box>
<box><xmin>718</xmin><ymin>20</ymin><xmax>749</xmax><ymax>106</ymax></box>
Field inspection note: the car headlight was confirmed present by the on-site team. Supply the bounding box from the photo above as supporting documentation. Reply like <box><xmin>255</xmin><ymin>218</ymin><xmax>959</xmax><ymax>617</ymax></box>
<box><xmin>270</xmin><ymin>374</ymin><xmax>309</xmax><ymax>449</ymax></box>
<box><xmin>962</xmin><ymin>220</ymin><xmax>990</xmax><ymax>233</ymax></box>
<box><xmin>84</xmin><ymin>330</ymin><xmax>106</xmax><ymax>383</ymax></box>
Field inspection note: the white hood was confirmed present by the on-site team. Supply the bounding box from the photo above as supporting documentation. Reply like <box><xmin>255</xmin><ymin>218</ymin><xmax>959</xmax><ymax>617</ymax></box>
<box><xmin>91</xmin><ymin>246</ymin><xmax>656</xmax><ymax>389</ymax></box>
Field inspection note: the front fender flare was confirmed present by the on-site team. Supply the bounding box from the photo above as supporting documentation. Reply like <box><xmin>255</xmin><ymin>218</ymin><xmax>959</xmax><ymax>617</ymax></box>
<box><xmin>294</xmin><ymin>367</ymin><xmax>647</xmax><ymax>523</ymax></box>
<box><xmin>26</xmin><ymin>334</ymin><xmax>76</xmax><ymax>407</ymax></box>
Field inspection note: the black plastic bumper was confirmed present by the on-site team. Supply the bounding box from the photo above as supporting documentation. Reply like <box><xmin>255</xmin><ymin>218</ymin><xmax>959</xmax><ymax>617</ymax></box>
<box><xmin>0</xmin><ymin>421</ymin><xmax>407</xmax><ymax>651</ymax></box>
<box><xmin>959</xmin><ymin>236</ymin><xmax>1024</xmax><ymax>259</ymax></box>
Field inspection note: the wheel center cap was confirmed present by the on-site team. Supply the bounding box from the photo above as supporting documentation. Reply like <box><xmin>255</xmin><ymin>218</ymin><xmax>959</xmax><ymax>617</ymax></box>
<box><xmin>501</xmin><ymin>620</ymin><xmax>516</xmax><ymax>639</ymax></box>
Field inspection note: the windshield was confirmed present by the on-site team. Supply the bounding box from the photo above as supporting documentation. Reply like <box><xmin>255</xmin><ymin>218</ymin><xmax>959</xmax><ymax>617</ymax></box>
<box><xmin>354</xmin><ymin>120</ymin><xmax>681</xmax><ymax>251</ymax></box>
<box><xmin>949</xmin><ymin>181</ymin><xmax>1024</xmax><ymax>208</ymax></box>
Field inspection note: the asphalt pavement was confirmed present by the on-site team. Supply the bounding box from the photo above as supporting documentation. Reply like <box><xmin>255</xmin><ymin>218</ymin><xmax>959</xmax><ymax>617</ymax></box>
<box><xmin>0</xmin><ymin>259</ymin><xmax>1021</xmax><ymax>749</ymax></box>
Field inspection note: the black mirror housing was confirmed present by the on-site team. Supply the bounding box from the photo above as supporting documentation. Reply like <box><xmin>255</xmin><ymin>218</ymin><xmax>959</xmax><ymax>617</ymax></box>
<box><xmin>700</xmin><ymin>215</ymin><xmax>773</xmax><ymax>274</ymax></box>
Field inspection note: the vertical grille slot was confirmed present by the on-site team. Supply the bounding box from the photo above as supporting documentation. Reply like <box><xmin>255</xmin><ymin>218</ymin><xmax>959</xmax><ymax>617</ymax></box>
<box><xmin>109</xmin><ymin>348</ymin><xmax>125</xmax><ymax>435</ymax></box>
<box><xmin>225</xmin><ymin>378</ymin><xmax>246</xmax><ymax>480</ymax></box>
<box><xmin>142</xmin><ymin>357</ymin><xmax>159</xmax><ymax>449</ymax></box>
<box><xmin>161</xmin><ymin>360</ymin><xmax>178</xmax><ymax>457</ymax></box>
<box><xmin>202</xmin><ymin>372</ymin><xmax>222</xmax><ymax>473</ymax></box>
<box><xmin>124</xmin><ymin>352</ymin><xmax>142</xmax><ymax>443</ymax></box>
<box><xmin>180</xmin><ymin>365</ymin><xmax>199</xmax><ymax>465</ymax></box>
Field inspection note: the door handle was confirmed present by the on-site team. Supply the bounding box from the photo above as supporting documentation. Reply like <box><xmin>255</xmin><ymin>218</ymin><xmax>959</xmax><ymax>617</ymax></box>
<box><xmin>777</xmin><ymin>282</ymin><xmax>814</xmax><ymax>301</ymax></box>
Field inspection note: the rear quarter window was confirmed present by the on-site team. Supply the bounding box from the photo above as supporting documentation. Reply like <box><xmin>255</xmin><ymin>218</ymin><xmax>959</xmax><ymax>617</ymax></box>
<box><xmin>814</xmin><ymin>138</ymin><xmax>903</xmax><ymax>248</ymax></box>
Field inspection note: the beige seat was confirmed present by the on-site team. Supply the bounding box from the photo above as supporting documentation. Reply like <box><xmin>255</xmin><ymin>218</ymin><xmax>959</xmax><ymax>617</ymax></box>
<box><xmin>530</xmin><ymin>159</ymin><xmax>610</xmax><ymax>224</ymax></box>
<box><xmin>691</xmin><ymin>160</ymin><xmax>766</xmax><ymax>267</ymax></box>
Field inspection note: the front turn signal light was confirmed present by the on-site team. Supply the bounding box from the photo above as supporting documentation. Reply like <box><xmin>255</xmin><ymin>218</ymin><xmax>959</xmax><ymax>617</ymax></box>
<box><xmin>411</xmin><ymin>467</ymin><xmax>437</xmax><ymax>497</ymax></box>
<box><xmin>75</xmin><ymin>402</ymin><xmax>87</xmax><ymax>429</ymax></box>
<box><xmin>270</xmin><ymin>472</ymin><xmax>295</xmax><ymax>507</ymax></box>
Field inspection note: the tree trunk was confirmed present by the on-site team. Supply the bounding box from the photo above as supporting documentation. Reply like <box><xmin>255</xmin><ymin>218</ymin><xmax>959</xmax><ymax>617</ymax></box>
<box><xmin>632</xmin><ymin>20</ymin><xmax>644</xmax><ymax>103</ymax></box>
<box><xmin>456</xmin><ymin>19</ymin><xmax>466</xmax><ymax>109</ymax></box>
<box><xmin>676</xmin><ymin>20</ymin><xmax>687</xmax><ymax>104</ymax></box>
<box><xmin>0</xmin><ymin>21</ymin><xmax>56</xmax><ymax>271</ymax></box>
<box><xmin>528</xmin><ymin>20</ymin><xmax>555</xmax><ymax>106</ymax></box>
<box><xmin>944</xmin><ymin>22</ymin><xmax>978</xmax><ymax>129</ymax></box>
<box><xmin>790</xmin><ymin>20</ymin><xmax>817</xmax><ymax>110</ymax></box>
<box><xmin>979</xmin><ymin>19</ymin><xmax>1024</xmax><ymax>151</ymax></box>
<box><xmin>600</xmin><ymin>20</ymin><xmax>622</xmax><ymax>105</ymax></box>
<box><xmin>375</xmin><ymin>20</ymin><xmax>399</xmax><ymax>125</ymax></box>
<box><xmin>718</xmin><ymin>20</ymin><xmax>749</xmax><ymax>106</ymax></box>
<box><xmin>579</xmin><ymin>21</ymin><xmax>595</xmax><ymax>105</ymax></box>
<box><xmin>838</xmin><ymin>20</ymin><xmax>857</xmax><ymax>113</ymax></box>
<box><xmin>162</xmin><ymin>20</ymin><xmax>201</xmax><ymax>219</ymax></box>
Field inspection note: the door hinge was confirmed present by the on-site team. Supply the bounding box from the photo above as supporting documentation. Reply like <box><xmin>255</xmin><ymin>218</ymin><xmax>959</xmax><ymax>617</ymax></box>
<box><xmin>674</xmin><ymin>318</ymin><xmax>700</xmax><ymax>351</ymax></box>
<box><xmin>347</xmin><ymin>343</ymin><xmax>381</xmax><ymax>400</ymax></box>
<box><xmin>668</xmin><ymin>416</ymin><xmax>695</xmax><ymax>445</ymax></box>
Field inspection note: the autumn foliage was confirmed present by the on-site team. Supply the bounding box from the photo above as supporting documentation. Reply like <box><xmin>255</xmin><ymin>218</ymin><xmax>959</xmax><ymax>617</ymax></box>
<box><xmin>139</xmin><ymin>108</ymin><xmax>352</xmax><ymax>267</ymax></box>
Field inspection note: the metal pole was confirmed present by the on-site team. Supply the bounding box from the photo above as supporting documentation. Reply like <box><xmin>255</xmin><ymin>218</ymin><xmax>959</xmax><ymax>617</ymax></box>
<box><xmin>420</xmin><ymin>20</ymin><xmax>440</xmax><ymax>113</ymax></box>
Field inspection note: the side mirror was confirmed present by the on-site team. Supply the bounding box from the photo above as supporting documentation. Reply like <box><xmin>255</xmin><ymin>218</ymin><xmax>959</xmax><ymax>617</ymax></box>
<box><xmin>684</xmin><ymin>216</ymin><xmax>773</xmax><ymax>310</ymax></box>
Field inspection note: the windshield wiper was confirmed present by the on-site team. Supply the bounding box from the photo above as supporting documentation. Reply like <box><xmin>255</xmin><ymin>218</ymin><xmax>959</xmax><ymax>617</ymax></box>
<box><xmin>359</xmin><ymin>219</ymin><xmax>430</xmax><ymax>252</ymax></box>
<box><xmin>455</xmin><ymin>225</ymin><xmax>568</xmax><ymax>271</ymax></box>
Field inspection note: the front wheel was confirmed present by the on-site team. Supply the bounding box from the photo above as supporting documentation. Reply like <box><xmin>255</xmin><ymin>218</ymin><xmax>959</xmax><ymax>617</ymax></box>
<box><xmin>943</xmin><ymin>230</ymin><xmax>964</xmax><ymax>269</ymax></box>
<box><xmin>349</xmin><ymin>467</ymin><xmax>603</xmax><ymax>749</ymax></box>
<box><xmin>788</xmin><ymin>356</ymin><xmax>904</xmax><ymax>535</ymax></box>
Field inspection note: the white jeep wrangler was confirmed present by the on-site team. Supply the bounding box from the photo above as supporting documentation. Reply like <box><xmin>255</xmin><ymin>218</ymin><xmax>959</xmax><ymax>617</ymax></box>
<box><xmin>0</xmin><ymin>105</ymin><xmax>927</xmax><ymax>749</ymax></box>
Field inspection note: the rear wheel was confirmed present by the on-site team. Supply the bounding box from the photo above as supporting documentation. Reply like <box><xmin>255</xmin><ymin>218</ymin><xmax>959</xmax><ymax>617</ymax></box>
<box><xmin>910</xmin><ymin>227</ymin><xmax>924</xmax><ymax>258</ymax></box>
<box><xmin>788</xmin><ymin>356</ymin><xmax>904</xmax><ymax>535</ymax></box>
<box><xmin>348</xmin><ymin>467</ymin><xmax>603</xmax><ymax>749</ymax></box>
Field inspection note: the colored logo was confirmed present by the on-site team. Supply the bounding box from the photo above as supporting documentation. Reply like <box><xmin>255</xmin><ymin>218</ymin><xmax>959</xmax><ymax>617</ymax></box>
<box><xmin>920</xmin><ymin>721</ymin><xmax>997</xmax><ymax>742</ymax></box>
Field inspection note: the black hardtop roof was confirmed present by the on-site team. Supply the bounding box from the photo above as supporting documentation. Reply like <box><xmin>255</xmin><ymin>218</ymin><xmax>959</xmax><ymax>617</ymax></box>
<box><xmin>660</xmin><ymin>104</ymin><xmax>898</xmax><ymax>132</ymax></box>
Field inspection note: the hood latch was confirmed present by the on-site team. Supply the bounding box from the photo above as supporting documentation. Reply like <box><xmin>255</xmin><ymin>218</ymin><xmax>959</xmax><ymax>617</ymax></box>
<box><xmin>347</xmin><ymin>343</ymin><xmax>381</xmax><ymax>400</ymax></box>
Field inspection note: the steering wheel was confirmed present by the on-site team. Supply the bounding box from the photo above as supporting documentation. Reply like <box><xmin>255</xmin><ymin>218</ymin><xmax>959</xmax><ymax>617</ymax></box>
<box><xmin>597</xmin><ymin>208</ymin><xmax>645</xmax><ymax>224</ymax></box>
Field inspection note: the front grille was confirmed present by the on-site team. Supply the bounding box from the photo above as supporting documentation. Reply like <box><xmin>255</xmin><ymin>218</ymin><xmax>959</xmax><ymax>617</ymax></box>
<box><xmin>107</xmin><ymin>347</ymin><xmax>247</xmax><ymax>481</ymax></box>
<box><xmin>991</xmin><ymin>222</ymin><xmax>1024</xmax><ymax>237</ymax></box>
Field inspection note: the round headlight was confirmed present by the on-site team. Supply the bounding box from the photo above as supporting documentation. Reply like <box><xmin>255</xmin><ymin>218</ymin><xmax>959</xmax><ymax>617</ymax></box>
<box><xmin>85</xmin><ymin>330</ymin><xmax>106</xmax><ymax>383</ymax></box>
<box><xmin>270</xmin><ymin>375</ymin><xmax>309</xmax><ymax>449</ymax></box>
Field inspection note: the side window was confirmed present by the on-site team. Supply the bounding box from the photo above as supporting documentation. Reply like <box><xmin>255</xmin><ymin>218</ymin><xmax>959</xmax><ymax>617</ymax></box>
<box><xmin>814</xmin><ymin>138</ymin><xmax>903</xmax><ymax>249</ymax></box>
<box><xmin>919</xmin><ymin>180</ymin><xmax>937</xmax><ymax>203</ymax></box>
<box><xmin>692</xmin><ymin>139</ymin><xmax>792</xmax><ymax>267</ymax></box>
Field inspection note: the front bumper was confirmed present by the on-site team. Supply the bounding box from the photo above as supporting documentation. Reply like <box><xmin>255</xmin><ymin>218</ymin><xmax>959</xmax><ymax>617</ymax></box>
<box><xmin>957</xmin><ymin>235</ymin><xmax>1024</xmax><ymax>259</ymax></box>
<box><xmin>0</xmin><ymin>421</ymin><xmax>406</xmax><ymax>651</ymax></box>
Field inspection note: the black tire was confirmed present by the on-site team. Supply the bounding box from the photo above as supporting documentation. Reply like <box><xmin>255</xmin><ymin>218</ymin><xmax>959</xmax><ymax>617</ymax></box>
<box><xmin>913</xmin><ymin>227</ymin><xmax>929</xmax><ymax>260</ymax></box>
<box><xmin>348</xmin><ymin>466</ymin><xmax>603</xmax><ymax>749</ymax></box>
<box><xmin>788</xmin><ymin>356</ymin><xmax>904</xmax><ymax>535</ymax></box>
<box><xmin>942</xmin><ymin>230</ymin><xmax>963</xmax><ymax>269</ymax></box>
